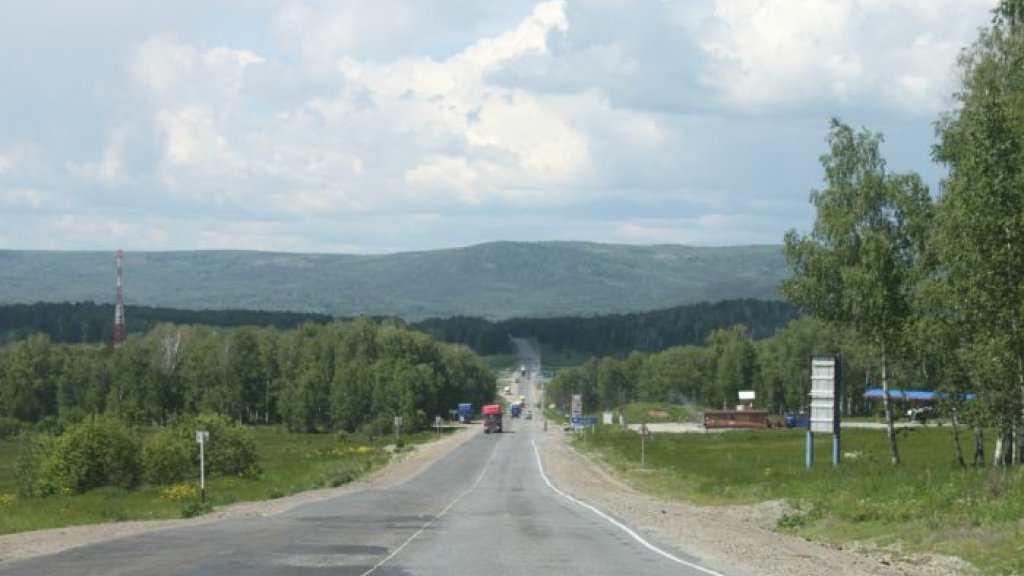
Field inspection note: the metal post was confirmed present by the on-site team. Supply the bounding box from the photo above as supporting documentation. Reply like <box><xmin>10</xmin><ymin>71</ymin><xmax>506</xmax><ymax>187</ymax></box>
<box><xmin>833</xmin><ymin>433</ymin><xmax>840</xmax><ymax>467</ymax></box>
<box><xmin>641</xmin><ymin>433</ymin><xmax>646</xmax><ymax>470</ymax></box>
<box><xmin>198</xmin><ymin>434</ymin><xmax>207</xmax><ymax>503</ymax></box>
<box><xmin>805</xmin><ymin>430</ymin><xmax>813</xmax><ymax>469</ymax></box>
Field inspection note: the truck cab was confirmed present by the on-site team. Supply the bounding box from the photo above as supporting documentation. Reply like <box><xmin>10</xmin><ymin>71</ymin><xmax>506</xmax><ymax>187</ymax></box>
<box><xmin>482</xmin><ymin>404</ymin><xmax>502</xmax><ymax>433</ymax></box>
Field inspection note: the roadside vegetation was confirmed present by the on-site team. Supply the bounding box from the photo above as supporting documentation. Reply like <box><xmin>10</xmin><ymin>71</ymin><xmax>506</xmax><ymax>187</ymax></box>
<box><xmin>573</xmin><ymin>424</ymin><xmax>1023</xmax><ymax>575</ymax></box>
<box><xmin>0</xmin><ymin>425</ymin><xmax>451</xmax><ymax>535</ymax></box>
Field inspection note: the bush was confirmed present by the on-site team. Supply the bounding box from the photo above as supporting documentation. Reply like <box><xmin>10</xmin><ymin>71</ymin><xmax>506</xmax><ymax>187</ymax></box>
<box><xmin>142</xmin><ymin>428</ymin><xmax>193</xmax><ymax>485</ymax></box>
<box><xmin>36</xmin><ymin>416</ymin><xmax>141</xmax><ymax>494</ymax></box>
<box><xmin>192</xmin><ymin>414</ymin><xmax>260</xmax><ymax>477</ymax></box>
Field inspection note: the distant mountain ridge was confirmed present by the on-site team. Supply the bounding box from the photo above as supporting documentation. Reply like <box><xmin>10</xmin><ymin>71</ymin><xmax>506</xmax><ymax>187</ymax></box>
<box><xmin>0</xmin><ymin>242</ymin><xmax>789</xmax><ymax>320</ymax></box>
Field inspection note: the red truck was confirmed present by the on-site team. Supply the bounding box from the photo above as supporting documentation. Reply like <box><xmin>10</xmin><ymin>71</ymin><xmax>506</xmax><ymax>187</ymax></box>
<box><xmin>482</xmin><ymin>404</ymin><xmax>503</xmax><ymax>434</ymax></box>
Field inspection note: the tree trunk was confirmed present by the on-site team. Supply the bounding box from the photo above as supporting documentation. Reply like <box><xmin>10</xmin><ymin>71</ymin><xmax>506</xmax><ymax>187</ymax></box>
<box><xmin>973</xmin><ymin>425</ymin><xmax>985</xmax><ymax>467</ymax></box>
<box><xmin>951</xmin><ymin>408</ymin><xmax>966</xmax><ymax>468</ymax></box>
<box><xmin>994</xmin><ymin>434</ymin><xmax>1005</xmax><ymax>467</ymax></box>
<box><xmin>881</xmin><ymin>348</ymin><xmax>901</xmax><ymax>465</ymax></box>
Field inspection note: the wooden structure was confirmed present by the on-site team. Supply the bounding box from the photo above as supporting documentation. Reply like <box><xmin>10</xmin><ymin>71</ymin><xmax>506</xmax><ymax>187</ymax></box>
<box><xmin>703</xmin><ymin>409</ymin><xmax>770</xmax><ymax>429</ymax></box>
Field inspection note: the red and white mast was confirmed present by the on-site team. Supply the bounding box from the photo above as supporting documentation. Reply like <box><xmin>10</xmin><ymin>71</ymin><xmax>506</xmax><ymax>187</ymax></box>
<box><xmin>113</xmin><ymin>249</ymin><xmax>126</xmax><ymax>347</ymax></box>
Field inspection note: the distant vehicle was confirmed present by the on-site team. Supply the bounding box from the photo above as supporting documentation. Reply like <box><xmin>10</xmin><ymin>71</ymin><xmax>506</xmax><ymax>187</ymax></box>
<box><xmin>504</xmin><ymin>385</ymin><xmax>511</xmax><ymax>395</ymax></box>
<box><xmin>524</xmin><ymin>411</ymin><xmax>533</xmax><ymax>420</ymax></box>
<box><xmin>457</xmin><ymin>403</ymin><xmax>473</xmax><ymax>424</ymax></box>
<box><xmin>905</xmin><ymin>406</ymin><xmax>935</xmax><ymax>424</ymax></box>
<box><xmin>520</xmin><ymin>365</ymin><xmax>527</xmax><ymax>377</ymax></box>
<box><xmin>783</xmin><ymin>413</ymin><xmax>808</xmax><ymax>428</ymax></box>
<box><xmin>482</xmin><ymin>404</ymin><xmax>503</xmax><ymax>433</ymax></box>
<box><xmin>510</xmin><ymin>403</ymin><xmax>521</xmax><ymax>418</ymax></box>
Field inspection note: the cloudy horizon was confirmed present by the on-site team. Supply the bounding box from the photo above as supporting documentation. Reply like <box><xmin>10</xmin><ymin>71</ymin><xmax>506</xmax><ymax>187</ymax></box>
<box><xmin>0</xmin><ymin>0</ymin><xmax>998</xmax><ymax>255</ymax></box>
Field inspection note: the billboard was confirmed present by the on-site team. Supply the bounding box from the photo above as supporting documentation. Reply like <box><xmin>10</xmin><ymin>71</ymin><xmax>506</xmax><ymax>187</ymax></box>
<box><xmin>809</xmin><ymin>355</ymin><xmax>840</xmax><ymax>434</ymax></box>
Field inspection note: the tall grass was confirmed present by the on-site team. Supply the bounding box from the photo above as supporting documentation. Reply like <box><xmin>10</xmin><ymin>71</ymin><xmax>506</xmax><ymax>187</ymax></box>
<box><xmin>575</xmin><ymin>425</ymin><xmax>1024</xmax><ymax>575</ymax></box>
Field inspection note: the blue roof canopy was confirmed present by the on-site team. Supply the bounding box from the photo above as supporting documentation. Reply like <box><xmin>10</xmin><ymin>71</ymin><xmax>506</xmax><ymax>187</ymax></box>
<box><xmin>862</xmin><ymin>388</ymin><xmax>977</xmax><ymax>401</ymax></box>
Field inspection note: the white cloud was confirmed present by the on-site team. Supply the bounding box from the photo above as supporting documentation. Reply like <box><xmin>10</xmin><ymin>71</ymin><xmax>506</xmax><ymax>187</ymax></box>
<box><xmin>697</xmin><ymin>0</ymin><xmax>996</xmax><ymax>113</ymax></box>
<box><xmin>0</xmin><ymin>0</ymin><xmax>1002</xmax><ymax>252</ymax></box>
<box><xmin>0</xmin><ymin>188</ymin><xmax>43</xmax><ymax>208</ymax></box>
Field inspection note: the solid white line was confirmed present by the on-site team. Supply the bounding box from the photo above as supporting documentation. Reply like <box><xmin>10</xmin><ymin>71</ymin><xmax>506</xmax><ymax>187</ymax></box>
<box><xmin>531</xmin><ymin>440</ymin><xmax>728</xmax><ymax>576</ymax></box>
<box><xmin>360</xmin><ymin>438</ymin><xmax>497</xmax><ymax>576</ymax></box>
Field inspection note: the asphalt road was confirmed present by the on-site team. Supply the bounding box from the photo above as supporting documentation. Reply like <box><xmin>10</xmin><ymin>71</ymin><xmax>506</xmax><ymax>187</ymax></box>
<box><xmin>0</xmin><ymin>418</ymin><xmax>724</xmax><ymax>576</ymax></box>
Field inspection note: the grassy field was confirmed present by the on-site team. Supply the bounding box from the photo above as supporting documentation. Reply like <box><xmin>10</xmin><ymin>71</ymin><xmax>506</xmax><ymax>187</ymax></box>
<box><xmin>572</xmin><ymin>424</ymin><xmax>1024</xmax><ymax>575</ymax></box>
<box><xmin>0</xmin><ymin>427</ymin><xmax>455</xmax><ymax>536</ymax></box>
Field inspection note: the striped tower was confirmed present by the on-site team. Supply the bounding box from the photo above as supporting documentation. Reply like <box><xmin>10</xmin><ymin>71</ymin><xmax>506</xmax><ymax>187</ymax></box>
<box><xmin>113</xmin><ymin>249</ymin><xmax>126</xmax><ymax>347</ymax></box>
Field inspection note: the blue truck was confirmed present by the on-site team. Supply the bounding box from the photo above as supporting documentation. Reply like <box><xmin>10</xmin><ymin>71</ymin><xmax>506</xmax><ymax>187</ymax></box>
<box><xmin>510</xmin><ymin>403</ymin><xmax>522</xmax><ymax>418</ymax></box>
<box><xmin>457</xmin><ymin>403</ymin><xmax>473</xmax><ymax>424</ymax></box>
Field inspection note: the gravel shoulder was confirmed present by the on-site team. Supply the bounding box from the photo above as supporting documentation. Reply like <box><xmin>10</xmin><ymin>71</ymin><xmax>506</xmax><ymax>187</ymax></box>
<box><xmin>0</xmin><ymin>424</ymin><xmax>974</xmax><ymax>575</ymax></box>
<box><xmin>534</xmin><ymin>425</ymin><xmax>975</xmax><ymax>576</ymax></box>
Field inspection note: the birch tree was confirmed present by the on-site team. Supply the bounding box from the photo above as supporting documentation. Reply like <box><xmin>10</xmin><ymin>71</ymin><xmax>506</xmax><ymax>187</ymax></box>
<box><xmin>781</xmin><ymin>119</ymin><xmax>932</xmax><ymax>465</ymax></box>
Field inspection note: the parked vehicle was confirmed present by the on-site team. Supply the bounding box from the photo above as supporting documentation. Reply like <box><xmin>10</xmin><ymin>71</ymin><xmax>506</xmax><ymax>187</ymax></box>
<box><xmin>510</xmin><ymin>403</ymin><xmax>521</xmax><ymax>418</ymax></box>
<box><xmin>905</xmin><ymin>406</ymin><xmax>935</xmax><ymax>424</ymax></box>
<box><xmin>783</xmin><ymin>413</ymin><xmax>808</xmax><ymax>428</ymax></box>
<box><xmin>482</xmin><ymin>404</ymin><xmax>503</xmax><ymax>433</ymax></box>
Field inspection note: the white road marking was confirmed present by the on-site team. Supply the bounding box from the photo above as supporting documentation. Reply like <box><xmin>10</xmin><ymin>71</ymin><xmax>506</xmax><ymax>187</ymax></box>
<box><xmin>531</xmin><ymin>440</ymin><xmax>728</xmax><ymax>576</ymax></box>
<box><xmin>360</xmin><ymin>438</ymin><xmax>498</xmax><ymax>576</ymax></box>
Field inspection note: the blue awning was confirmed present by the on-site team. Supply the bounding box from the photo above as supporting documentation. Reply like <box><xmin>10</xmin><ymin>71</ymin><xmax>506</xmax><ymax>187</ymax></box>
<box><xmin>862</xmin><ymin>388</ymin><xmax>977</xmax><ymax>401</ymax></box>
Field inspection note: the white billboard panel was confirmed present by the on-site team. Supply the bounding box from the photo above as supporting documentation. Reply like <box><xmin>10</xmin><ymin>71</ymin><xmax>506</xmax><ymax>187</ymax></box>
<box><xmin>809</xmin><ymin>356</ymin><xmax>839</xmax><ymax>433</ymax></box>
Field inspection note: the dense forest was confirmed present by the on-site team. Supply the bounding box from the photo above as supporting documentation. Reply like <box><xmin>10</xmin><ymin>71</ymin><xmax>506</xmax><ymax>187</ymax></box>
<box><xmin>0</xmin><ymin>299</ymin><xmax>796</xmax><ymax>360</ymax></box>
<box><xmin>413</xmin><ymin>299</ymin><xmax>796</xmax><ymax>357</ymax></box>
<box><xmin>0</xmin><ymin>318</ymin><xmax>494</xmax><ymax>438</ymax></box>
<box><xmin>0</xmin><ymin>302</ymin><xmax>333</xmax><ymax>345</ymax></box>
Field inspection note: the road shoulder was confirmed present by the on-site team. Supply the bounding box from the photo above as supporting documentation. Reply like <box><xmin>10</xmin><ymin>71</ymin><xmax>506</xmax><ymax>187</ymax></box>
<box><xmin>533</xmin><ymin>427</ymin><xmax>972</xmax><ymax>576</ymax></box>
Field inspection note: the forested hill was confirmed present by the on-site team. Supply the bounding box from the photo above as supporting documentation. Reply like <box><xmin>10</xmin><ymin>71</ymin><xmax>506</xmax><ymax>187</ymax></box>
<box><xmin>0</xmin><ymin>242</ymin><xmax>787</xmax><ymax>320</ymax></box>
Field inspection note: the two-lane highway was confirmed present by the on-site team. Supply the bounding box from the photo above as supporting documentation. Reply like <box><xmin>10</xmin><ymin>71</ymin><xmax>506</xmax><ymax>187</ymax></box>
<box><xmin>1</xmin><ymin>421</ymin><xmax>725</xmax><ymax>576</ymax></box>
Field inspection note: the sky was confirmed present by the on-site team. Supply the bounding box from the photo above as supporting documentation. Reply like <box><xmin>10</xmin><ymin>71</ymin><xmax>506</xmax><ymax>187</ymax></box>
<box><xmin>0</xmin><ymin>0</ymin><xmax>999</xmax><ymax>254</ymax></box>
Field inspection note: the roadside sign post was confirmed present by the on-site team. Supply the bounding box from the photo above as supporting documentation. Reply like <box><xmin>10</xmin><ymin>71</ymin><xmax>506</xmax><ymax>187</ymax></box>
<box><xmin>435</xmin><ymin>415</ymin><xmax>443</xmax><ymax>438</ymax></box>
<box><xmin>807</xmin><ymin>355</ymin><xmax>842</xmax><ymax>468</ymax></box>
<box><xmin>195</xmin><ymin>430</ymin><xmax>209</xmax><ymax>503</ymax></box>
<box><xmin>394</xmin><ymin>416</ymin><xmax>403</xmax><ymax>442</ymax></box>
<box><xmin>639</xmin><ymin>423</ymin><xmax>651</xmax><ymax>470</ymax></box>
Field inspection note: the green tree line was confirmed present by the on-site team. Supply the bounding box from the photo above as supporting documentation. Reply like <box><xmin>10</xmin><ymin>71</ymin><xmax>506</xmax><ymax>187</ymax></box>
<box><xmin>0</xmin><ymin>318</ymin><xmax>494</xmax><ymax>437</ymax></box>
<box><xmin>0</xmin><ymin>301</ymin><xmax>333</xmax><ymax>345</ymax></box>
<box><xmin>412</xmin><ymin>299</ymin><xmax>796</xmax><ymax>357</ymax></box>
<box><xmin>0</xmin><ymin>299</ymin><xmax>796</xmax><ymax>360</ymax></box>
<box><xmin>545</xmin><ymin>317</ymin><xmax>876</xmax><ymax>417</ymax></box>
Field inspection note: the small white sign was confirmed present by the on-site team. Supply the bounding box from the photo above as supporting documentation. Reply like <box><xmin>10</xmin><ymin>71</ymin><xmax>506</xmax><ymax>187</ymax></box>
<box><xmin>195</xmin><ymin>430</ymin><xmax>208</xmax><ymax>444</ymax></box>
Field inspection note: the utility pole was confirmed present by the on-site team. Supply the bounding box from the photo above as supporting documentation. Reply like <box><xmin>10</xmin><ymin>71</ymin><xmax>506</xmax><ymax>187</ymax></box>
<box><xmin>113</xmin><ymin>249</ymin><xmax>126</xmax><ymax>347</ymax></box>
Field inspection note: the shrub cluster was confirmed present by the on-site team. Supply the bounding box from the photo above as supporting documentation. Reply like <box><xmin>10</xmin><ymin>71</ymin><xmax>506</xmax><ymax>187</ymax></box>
<box><xmin>15</xmin><ymin>413</ymin><xmax>261</xmax><ymax>497</ymax></box>
<box><xmin>17</xmin><ymin>416</ymin><xmax>140</xmax><ymax>496</ymax></box>
<box><xmin>142</xmin><ymin>414</ymin><xmax>260</xmax><ymax>484</ymax></box>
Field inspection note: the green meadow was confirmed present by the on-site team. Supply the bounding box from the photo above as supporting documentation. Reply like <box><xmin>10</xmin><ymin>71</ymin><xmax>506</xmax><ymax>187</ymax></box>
<box><xmin>573</xmin><ymin>424</ymin><xmax>1024</xmax><ymax>575</ymax></box>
